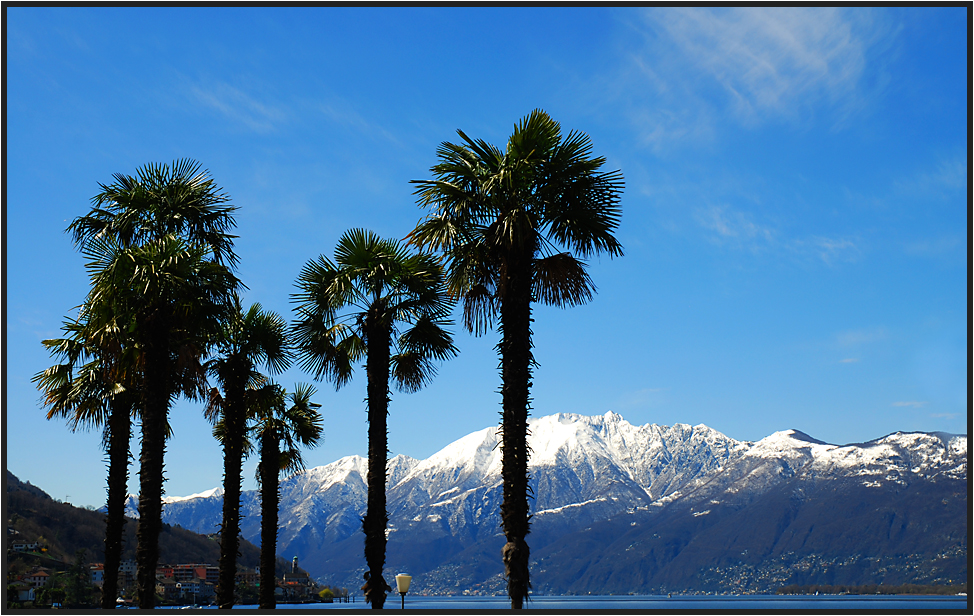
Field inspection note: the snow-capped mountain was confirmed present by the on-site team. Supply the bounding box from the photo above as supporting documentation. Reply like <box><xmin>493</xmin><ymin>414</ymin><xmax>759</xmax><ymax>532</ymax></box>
<box><xmin>150</xmin><ymin>412</ymin><xmax>743</xmax><ymax>545</ymax></box>
<box><xmin>657</xmin><ymin>428</ymin><xmax>968</xmax><ymax>509</ymax></box>
<box><xmin>145</xmin><ymin>412</ymin><xmax>967</xmax><ymax>594</ymax></box>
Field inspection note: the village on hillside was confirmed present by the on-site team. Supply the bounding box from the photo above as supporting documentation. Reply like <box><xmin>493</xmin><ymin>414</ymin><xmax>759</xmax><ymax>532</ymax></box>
<box><xmin>8</xmin><ymin>539</ymin><xmax>349</xmax><ymax>608</ymax></box>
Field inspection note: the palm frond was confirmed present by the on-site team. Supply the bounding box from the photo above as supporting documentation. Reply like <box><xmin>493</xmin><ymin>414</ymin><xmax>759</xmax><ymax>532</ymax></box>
<box><xmin>532</xmin><ymin>253</ymin><xmax>596</xmax><ymax>308</ymax></box>
<box><xmin>74</xmin><ymin>159</ymin><xmax>239</xmax><ymax>268</ymax></box>
<box><xmin>397</xmin><ymin>314</ymin><xmax>458</xmax><ymax>362</ymax></box>
<box><xmin>290</xmin><ymin>316</ymin><xmax>362</xmax><ymax>388</ymax></box>
<box><xmin>293</xmin><ymin>229</ymin><xmax>456</xmax><ymax>393</ymax></box>
<box><xmin>461</xmin><ymin>284</ymin><xmax>498</xmax><ymax>336</ymax></box>
<box><xmin>204</xmin><ymin>387</ymin><xmax>224</xmax><ymax>425</ymax></box>
<box><xmin>390</xmin><ymin>351</ymin><xmax>435</xmax><ymax>394</ymax></box>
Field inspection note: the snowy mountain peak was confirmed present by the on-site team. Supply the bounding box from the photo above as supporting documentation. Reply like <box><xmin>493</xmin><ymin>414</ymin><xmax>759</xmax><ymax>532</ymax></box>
<box><xmin>150</xmin><ymin>411</ymin><xmax>967</xmax><ymax>591</ymax></box>
<box><xmin>162</xmin><ymin>487</ymin><xmax>223</xmax><ymax>504</ymax></box>
<box><xmin>786</xmin><ymin>429</ymin><xmax>830</xmax><ymax>445</ymax></box>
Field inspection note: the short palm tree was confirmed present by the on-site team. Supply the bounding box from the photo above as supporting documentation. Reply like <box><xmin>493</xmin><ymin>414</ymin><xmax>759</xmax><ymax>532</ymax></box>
<box><xmin>251</xmin><ymin>383</ymin><xmax>323</xmax><ymax>610</ymax></box>
<box><xmin>409</xmin><ymin>109</ymin><xmax>624</xmax><ymax>609</ymax></box>
<box><xmin>205</xmin><ymin>299</ymin><xmax>290</xmax><ymax>609</ymax></box>
<box><xmin>291</xmin><ymin>229</ymin><xmax>457</xmax><ymax>609</ymax></box>
<box><xmin>33</xmin><ymin>315</ymin><xmax>140</xmax><ymax>610</ymax></box>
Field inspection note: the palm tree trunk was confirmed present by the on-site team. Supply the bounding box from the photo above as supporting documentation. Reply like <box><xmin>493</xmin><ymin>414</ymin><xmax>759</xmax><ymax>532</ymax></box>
<box><xmin>362</xmin><ymin>314</ymin><xmax>391</xmax><ymax>609</ymax></box>
<box><xmin>218</xmin><ymin>364</ymin><xmax>247</xmax><ymax>609</ymax></box>
<box><xmin>498</xmin><ymin>247</ymin><xmax>534</xmax><ymax>609</ymax></box>
<box><xmin>101</xmin><ymin>394</ymin><xmax>133</xmax><ymax>610</ymax></box>
<box><xmin>258</xmin><ymin>428</ymin><xmax>279</xmax><ymax>610</ymax></box>
<box><xmin>136</xmin><ymin>314</ymin><xmax>171</xmax><ymax>609</ymax></box>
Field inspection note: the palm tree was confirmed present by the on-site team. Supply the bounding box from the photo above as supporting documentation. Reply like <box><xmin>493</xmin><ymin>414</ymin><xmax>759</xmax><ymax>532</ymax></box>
<box><xmin>408</xmin><ymin>109</ymin><xmax>624</xmax><ymax>609</ymax></box>
<box><xmin>33</xmin><ymin>316</ymin><xmax>140</xmax><ymax>610</ymax></box>
<box><xmin>291</xmin><ymin>229</ymin><xmax>457</xmax><ymax>609</ymax></box>
<box><xmin>83</xmin><ymin>233</ymin><xmax>237</xmax><ymax>608</ymax></box>
<box><xmin>251</xmin><ymin>383</ymin><xmax>323</xmax><ymax>610</ymax></box>
<box><xmin>205</xmin><ymin>299</ymin><xmax>290</xmax><ymax>609</ymax></box>
<box><xmin>67</xmin><ymin>158</ymin><xmax>238</xmax><ymax>268</ymax></box>
<box><xmin>65</xmin><ymin>159</ymin><xmax>239</xmax><ymax>608</ymax></box>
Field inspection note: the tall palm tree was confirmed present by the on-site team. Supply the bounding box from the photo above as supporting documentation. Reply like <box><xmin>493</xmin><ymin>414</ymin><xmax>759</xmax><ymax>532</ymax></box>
<box><xmin>65</xmin><ymin>159</ymin><xmax>239</xmax><ymax>609</ymax></box>
<box><xmin>251</xmin><ymin>383</ymin><xmax>323</xmax><ymax>610</ymax></box>
<box><xmin>409</xmin><ymin>109</ymin><xmax>624</xmax><ymax>609</ymax></box>
<box><xmin>33</xmin><ymin>316</ymin><xmax>140</xmax><ymax>609</ymax></box>
<box><xmin>83</xmin><ymin>233</ymin><xmax>237</xmax><ymax>608</ymax></box>
<box><xmin>205</xmin><ymin>299</ymin><xmax>290</xmax><ymax>609</ymax></box>
<box><xmin>291</xmin><ymin>229</ymin><xmax>457</xmax><ymax>609</ymax></box>
<box><xmin>67</xmin><ymin>158</ymin><xmax>238</xmax><ymax>268</ymax></box>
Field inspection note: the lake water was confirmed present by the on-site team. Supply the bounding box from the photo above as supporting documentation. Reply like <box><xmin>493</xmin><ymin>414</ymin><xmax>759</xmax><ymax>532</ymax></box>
<box><xmin>170</xmin><ymin>594</ymin><xmax>969</xmax><ymax>611</ymax></box>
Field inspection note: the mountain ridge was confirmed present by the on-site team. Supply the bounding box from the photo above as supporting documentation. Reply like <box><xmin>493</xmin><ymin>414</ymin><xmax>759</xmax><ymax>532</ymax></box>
<box><xmin>126</xmin><ymin>412</ymin><xmax>966</xmax><ymax>594</ymax></box>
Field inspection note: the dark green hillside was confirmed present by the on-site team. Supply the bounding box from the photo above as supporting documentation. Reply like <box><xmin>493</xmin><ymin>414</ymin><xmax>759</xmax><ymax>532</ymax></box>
<box><xmin>5</xmin><ymin>471</ymin><xmax>267</xmax><ymax>570</ymax></box>
<box><xmin>530</xmin><ymin>475</ymin><xmax>968</xmax><ymax>594</ymax></box>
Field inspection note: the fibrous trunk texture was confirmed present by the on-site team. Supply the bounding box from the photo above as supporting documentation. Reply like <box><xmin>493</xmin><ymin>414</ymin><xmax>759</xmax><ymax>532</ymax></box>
<box><xmin>217</xmin><ymin>360</ymin><xmax>247</xmax><ymax>609</ymax></box>
<box><xmin>136</xmin><ymin>314</ymin><xmax>171</xmax><ymax>609</ymax></box>
<box><xmin>258</xmin><ymin>428</ymin><xmax>279</xmax><ymax>610</ymax></box>
<box><xmin>498</xmin><ymin>245</ymin><xmax>534</xmax><ymax>610</ymax></box>
<box><xmin>101</xmin><ymin>394</ymin><xmax>132</xmax><ymax>609</ymax></box>
<box><xmin>361</xmin><ymin>313</ymin><xmax>391</xmax><ymax>609</ymax></box>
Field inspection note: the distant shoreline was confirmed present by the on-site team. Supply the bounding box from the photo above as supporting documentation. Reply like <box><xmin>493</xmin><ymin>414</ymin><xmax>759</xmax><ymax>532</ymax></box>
<box><xmin>776</xmin><ymin>583</ymin><xmax>967</xmax><ymax>596</ymax></box>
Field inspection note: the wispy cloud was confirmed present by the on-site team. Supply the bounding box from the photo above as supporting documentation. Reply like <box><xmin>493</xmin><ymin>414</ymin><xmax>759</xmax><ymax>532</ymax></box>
<box><xmin>318</xmin><ymin>98</ymin><xmax>403</xmax><ymax>147</ymax></box>
<box><xmin>839</xmin><ymin>358</ymin><xmax>859</xmax><ymax>363</ymax></box>
<box><xmin>903</xmin><ymin>236</ymin><xmax>962</xmax><ymax>258</ymax></box>
<box><xmin>190</xmin><ymin>80</ymin><xmax>287</xmax><ymax>133</ymax></box>
<box><xmin>892</xmin><ymin>401</ymin><xmax>928</xmax><ymax>408</ymax></box>
<box><xmin>696</xmin><ymin>205</ymin><xmax>774</xmax><ymax>244</ymax></box>
<box><xmin>894</xmin><ymin>155</ymin><xmax>969</xmax><ymax>198</ymax></box>
<box><xmin>835</xmin><ymin>326</ymin><xmax>888</xmax><ymax>347</ymax></box>
<box><xmin>790</xmin><ymin>236</ymin><xmax>860</xmax><ymax>265</ymax></box>
<box><xmin>623</xmin><ymin>7</ymin><xmax>894</xmax><ymax>146</ymax></box>
<box><xmin>931</xmin><ymin>412</ymin><xmax>958</xmax><ymax>419</ymax></box>
<box><xmin>834</xmin><ymin>154</ymin><xmax>966</xmax><ymax>260</ymax></box>
<box><xmin>694</xmin><ymin>203</ymin><xmax>859</xmax><ymax>264</ymax></box>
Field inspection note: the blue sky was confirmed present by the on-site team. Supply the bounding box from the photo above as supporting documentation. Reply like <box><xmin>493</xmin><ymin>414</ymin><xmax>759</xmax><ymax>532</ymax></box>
<box><xmin>5</xmin><ymin>6</ymin><xmax>968</xmax><ymax>509</ymax></box>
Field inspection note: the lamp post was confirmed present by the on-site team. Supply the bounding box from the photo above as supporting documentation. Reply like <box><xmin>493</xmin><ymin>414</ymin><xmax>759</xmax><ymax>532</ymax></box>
<box><xmin>395</xmin><ymin>573</ymin><xmax>411</xmax><ymax>609</ymax></box>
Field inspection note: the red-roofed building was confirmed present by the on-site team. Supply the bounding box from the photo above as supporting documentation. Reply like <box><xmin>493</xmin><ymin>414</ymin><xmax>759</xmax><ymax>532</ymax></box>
<box><xmin>25</xmin><ymin>569</ymin><xmax>51</xmax><ymax>588</ymax></box>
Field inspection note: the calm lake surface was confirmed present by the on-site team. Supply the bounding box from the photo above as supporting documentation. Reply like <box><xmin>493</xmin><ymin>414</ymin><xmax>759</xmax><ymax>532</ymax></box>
<box><xmin>169</xmin><ymin>594</ymin><xmax>969</xmax><ymax>611</ymax></box>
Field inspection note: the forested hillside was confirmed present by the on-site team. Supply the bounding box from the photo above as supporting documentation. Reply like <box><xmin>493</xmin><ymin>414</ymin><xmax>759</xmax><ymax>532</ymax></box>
<box><xmin>5</xmin><ymin>471</ymin><xmax>266</xmax><ymax>572</ymax></box>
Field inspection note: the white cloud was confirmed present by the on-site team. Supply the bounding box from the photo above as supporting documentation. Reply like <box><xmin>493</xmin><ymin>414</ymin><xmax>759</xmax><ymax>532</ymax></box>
<box><xmin>839</xmin><ymin>358</ymin><xmax>859</xmax><ymax>363</ymax></box>
<box><xmin>892</xmin><ymin>400</ymin><xmax>928</xmax><ymax>408</ymax></box>
<box><xmin>624</xmin><ymin>7</ymin><xmax>893</xmax><ymax>144</ymax></box>
<box><xmin>190</xmin><ymin>80</ymin><xmax>286</xmax><ymax>133</ymax></box>
<box><xmin>696</xmin><ymin>205</ymin><xmax>775</xmax><ymax>243</ymax></box>
<box><xmin>653</xmin><ymin>7</ymin><xmax>874</xmax><ymax>119</ymax></box>
<box><xmin>693</xmin><ymin>203</ymin><xmax>858</xmax><ymax>265</ymax></box>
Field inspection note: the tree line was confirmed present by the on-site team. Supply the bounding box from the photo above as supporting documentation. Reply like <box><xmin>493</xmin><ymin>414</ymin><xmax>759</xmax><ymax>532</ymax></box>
<box><xmin>36</xmin><ymin>109</ymin><xmax>624</xmax><ymax>610</ymax></box>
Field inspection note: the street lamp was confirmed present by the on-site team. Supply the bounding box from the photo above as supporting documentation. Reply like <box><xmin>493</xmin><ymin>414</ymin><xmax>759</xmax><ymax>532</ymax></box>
<box><xmin>395</xmin><ymin>573</ymin><xmax>411</xmax><ymax>609</ymax></box>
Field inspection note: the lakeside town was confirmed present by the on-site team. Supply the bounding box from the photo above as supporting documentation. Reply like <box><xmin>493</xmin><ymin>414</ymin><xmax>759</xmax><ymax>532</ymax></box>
<box><xmin>8</xmin><ymin>539</ymin><xmax>349</xmax><ymax>608</ymax></box>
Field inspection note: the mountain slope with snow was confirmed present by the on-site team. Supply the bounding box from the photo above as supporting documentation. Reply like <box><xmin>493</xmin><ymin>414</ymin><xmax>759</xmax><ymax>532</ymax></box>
<box><xmin>151</xmin><ymin>412</ymin><xmax>967</xmax><ymax>594</ymax></box>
